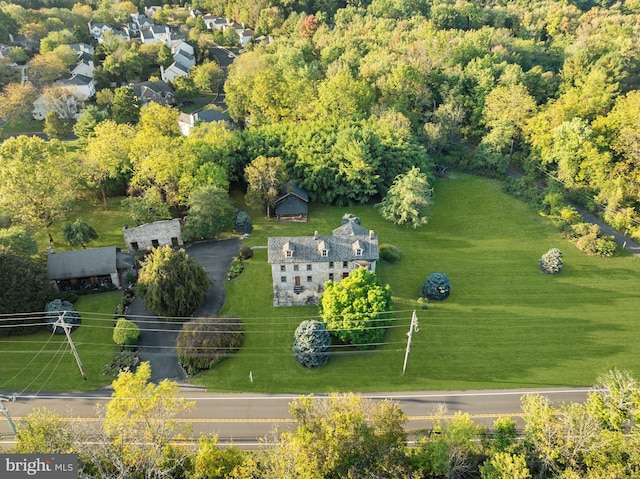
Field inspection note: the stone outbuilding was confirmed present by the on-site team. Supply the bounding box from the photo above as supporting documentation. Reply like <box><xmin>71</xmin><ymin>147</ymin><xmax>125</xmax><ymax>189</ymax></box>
<box><xmin>123</xmin><ymin>218</ymin><xmax>183</xmax><ymax>251</ymax></box>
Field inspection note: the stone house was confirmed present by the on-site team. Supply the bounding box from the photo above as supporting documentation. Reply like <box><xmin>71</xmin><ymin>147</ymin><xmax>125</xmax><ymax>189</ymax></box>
<box><xmin>267</xmin><ymin>222</ymin><xmax>379</xmax><ymax>306</ymax></box>
<box><xmin>123</xmin><ymin>218</ymin><xmax>183</xmax><ymax>251</ymax></box>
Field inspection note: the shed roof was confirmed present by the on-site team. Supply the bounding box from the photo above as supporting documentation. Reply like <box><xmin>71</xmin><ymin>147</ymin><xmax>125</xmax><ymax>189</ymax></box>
<box><xmin>47</xmin><ymin>246</ymin><xmax>117</xmax><ymax>280</ymax></box>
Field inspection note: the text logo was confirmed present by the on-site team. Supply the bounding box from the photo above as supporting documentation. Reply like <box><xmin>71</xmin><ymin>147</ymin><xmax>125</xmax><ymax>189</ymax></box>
<box><xmin>0</xmin><ymin>454</ymin><xmax>77</xmax><ymax>479</ymax></box>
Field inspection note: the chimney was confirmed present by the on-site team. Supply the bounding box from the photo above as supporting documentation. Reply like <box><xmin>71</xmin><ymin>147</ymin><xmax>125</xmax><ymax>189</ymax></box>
<box><xmin>314</xmin><ymin>231</ymin><xmax>318</xmax><ymax>240</ymax></box>
<box><xmin>369</xmin><ymin>230</ymin><xmax>374</xmax><ymax>239</ymax></box>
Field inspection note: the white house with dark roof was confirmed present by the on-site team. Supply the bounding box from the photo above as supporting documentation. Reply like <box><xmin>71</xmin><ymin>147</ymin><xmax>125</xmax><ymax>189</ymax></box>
<box><xmin>161</xmin><ymin>61</ymin><xmax>190</xmax><ymax>83</ymax></box>
<box><xmin>178</xmin><ymin>108</ymin><xmax>231</xmax><ymax>135</ymax></box>
<box><xmin>267</xmin><ymin>221</ymin><xmax>379</xmax><ymax>306</ymax></box>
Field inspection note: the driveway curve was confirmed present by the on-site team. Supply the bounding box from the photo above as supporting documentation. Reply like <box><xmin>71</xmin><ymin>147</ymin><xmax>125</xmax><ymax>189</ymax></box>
<box><xmin>126</xmin><ymin>239</ymin><xmax>240</xmax><ymax>383</ymax></box>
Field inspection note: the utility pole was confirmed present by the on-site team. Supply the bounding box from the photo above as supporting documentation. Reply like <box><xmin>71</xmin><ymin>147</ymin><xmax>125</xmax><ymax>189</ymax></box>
<box><xmin>0</xmin><ymin>394</ymin><xmax>17</xmax><ymax>435</ymax></box>
<box><xmin>54</xmin><ymin>311</ymin><xmax>87</xmax><ymax>380</ymax></box>
<box><xmin>402</xmin><ymin>311</ymin><xmax>419</xmax><ymax>375</ymax></box>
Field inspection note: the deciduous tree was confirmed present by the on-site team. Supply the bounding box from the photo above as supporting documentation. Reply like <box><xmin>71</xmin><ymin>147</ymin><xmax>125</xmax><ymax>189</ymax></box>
<box><xmin>319</xmin><ymin>267</ymin><xmax>393</xmax><ymax>348</ymax></box>
<box><xmin>244</xmin><ymin>155</ymin><xmax>288</xmax><ymax>216</ymax></box>
<box><xmin>0</xmin><ymin>136</ymin><xmax>77</xmax><ymax>242</ymax></box>
<box><xmin>61</xmin><ymin>218</ymin><xmax>98</xmax><ymax>249</ymax></box>
<box><xmin>181</xmin><ymin>186</ymin><xmax>235</xmax><ymax>242</ymax></box>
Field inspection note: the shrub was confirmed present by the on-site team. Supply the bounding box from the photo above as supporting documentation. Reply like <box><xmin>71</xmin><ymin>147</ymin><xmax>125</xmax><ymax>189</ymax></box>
<box><xmin>238</xmin><ymin>246</ymin><xmax>254</xmax><ymax>260</ymax></box>
<box><xmin>227</xmin><ymin>257</ymin><xmax>244</xmax><ymax>280</ymax></box>
<box><xmin>177</xmin><ymin>317</ymin><xmax>244</xmax><ymax>375</ymax></box>
<box><xmin>379</xmin><ymin>244</ymin><xmax>402</xmax><ymax>264</ymax></box>
<box><xmin>569</xmin><ymin>223</ymin><xmax>617</xmax><ymax>257</ymax></box>
<box><xmin>422</xmin><ymin>272</ymin><xmax>451</xmax><ymax>301</ymax></box>
<box><xmin>293</xmin><ymin>320</ymin><xmax>331</xmax><ymax>368</ymax></box>
<box><xmin>45</xmin><ymin>299</ymin><xmax>81</xmax><ymax>334</ymax></box>
<box><xmin>539</xmin><ymin>248</ymin><xmax>563</xmax><ymax>274</ymax></box>
<box><xmin>113</xmin><ymin>317</ymin><xmax>140</xmax><ymax>347</ymax></box>
<box><xmin>234</xmin><ymin>211</ymin><xmax>253</xmax><ymax>234</ymax></box>
<box><xmin>57</xmin><ymin>291</ymin><xmax>79</xmax><ymax>303</ymax></box>
<box><xmin>101</xmin><ymin>350</ymin><xmax>139</xmax><ymax>376</ymax></box>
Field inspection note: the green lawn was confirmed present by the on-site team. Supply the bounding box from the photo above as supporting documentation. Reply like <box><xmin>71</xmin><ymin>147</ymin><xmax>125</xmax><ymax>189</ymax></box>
<box><xmin>192</xmin><ymin>174</ymin><xmax>640</xmax><ymax>392</ymax></box>
<box><xmin>0</xmin><ymin>291</ymin><xmax>121</xmax><ymax>392</ymax></box>
<box><xmin>37</xmin><ymin>197</ymin><xmax>132</xmax><ymax>254</ymax></box>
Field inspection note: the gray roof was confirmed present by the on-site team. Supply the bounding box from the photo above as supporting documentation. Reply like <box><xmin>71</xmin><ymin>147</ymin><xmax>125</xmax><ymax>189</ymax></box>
<box><xmin>47</xmin><ymin>246</ymin><xmax>117</xmax><ymax>280</ymax></box>
<box><xmin>131</xmin><ymin>80</ymin><xmax>174</xmax><ymax>96</ymax></box>
<box><xmin>58</xmin><ymin>74</ymin><xmax>93</xmax><ymax>86</ymax></box>
<box><xmin>268</xmin><ymin>228</ymin><xmax>378</xmax><ymax>265</ymax></box>
<box><xmin>332</xmin><ymin>221</ymin><xmax>369</xmax><ymax>236</ymax></box>
<box><xmin>194</xmin><ymin>109</ymin><xmax>230</xmax><ymax>122</ymax></box>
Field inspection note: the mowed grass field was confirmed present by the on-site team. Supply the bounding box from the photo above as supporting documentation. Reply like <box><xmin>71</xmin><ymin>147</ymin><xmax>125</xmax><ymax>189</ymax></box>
<box><xmin>0</xmin><ymin>291</ymin><xmax>121</xmax><ymax>392</ymax></box>
<box><xmin>194</xmin><ymin>173</ymin><xmax>640</xmax><ymax>392</ymax></box>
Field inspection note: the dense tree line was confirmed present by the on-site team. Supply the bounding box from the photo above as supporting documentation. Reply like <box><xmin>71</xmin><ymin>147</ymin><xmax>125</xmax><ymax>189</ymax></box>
<box><xmin>12</xmin><ymin>367</ymin><xmax>640</xmax><ymax>478</ymax></box>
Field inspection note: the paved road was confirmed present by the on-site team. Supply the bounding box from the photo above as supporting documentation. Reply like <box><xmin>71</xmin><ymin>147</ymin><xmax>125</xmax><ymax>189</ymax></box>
<box><xmin>0</xmin><ymin>387</ymin><xmax>592</xmax><ymax>449</ymax></box>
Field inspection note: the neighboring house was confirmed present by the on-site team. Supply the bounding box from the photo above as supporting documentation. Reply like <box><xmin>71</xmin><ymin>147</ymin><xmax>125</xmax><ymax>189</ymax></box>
<box><xmin>131</xmin><ymin>13</ymin><xmax>154</xmax><ymax>32</ymax></box>
<box><xmin>239</xmin><ymin>28</ymin><xmax>255</xmax><ymax>47</ymax></box>
<box><xmin>47</xmin><ymin>246</ymin><xmax>134</xmax><ymax>291</ymax></box>
<box><xmin>32</xmin><ymin>78</ymin><xmax>92</xmax><ymax>121</ymax></box>
<box><xmin>267</xmin><ymin>221</ymin><xmax>379</xmax><ymax>306</ymax></box>
<box><xmin>131</xmin><ymin>80</ymin><xmax>177</xmax><ymax>105</ymax></box>
<box><xmin>173</xmin><ymin>49</ymin><xmax>195</xmax><ymax>69</ymax></box>
<box><xmin>275</xmin><ymin>184</ymin><xmax>309</xmax><ymax>222</ymax></box>
<box><xmin>70</xmin><ymin>54</ymin><xmax>95</xmax><ymax>78</ymax></box>
<box><xmin>145</xmin><ymin>6</ymin><xmax>162</xmax><ymax>17</ymax></box>
<box><xmin>140</xmin><ymin>24</ymin><xmax>171</xmax><ymax>44</ymax></box>
<box><xmin>69</xmin><ymin>43</ymin><xmax>95</xmax><ymax>55</ymax></box>
<box><xmin>88</xmin><ymin>22</ymin><xmax>113</xmax><ymax>40</ymax></box>
<box><xmin>178</xmin><ymin>109</ymin><xmax>231</xmax><ymax>135</ymax></box>
<box><xmin>0</xmin><ymin>43</ymin><xmax>12</xmax><ymax>58</ymax></box>
<box><xmin>123</xmin><ymin>218</ymin><xmax>183</xmax><ymax>251</ymax></box>
<box><xmin>203</xmin><ymin>15</ymin><xmax>228</xmax><ymax>31</ymax></box>
<box><xmin>172</xmin><ymin>40</ymin><xmax>194</xmax><ymax>56</ymax></box>
<box><xmin>161</xmin><ymin>62</ymin><xmax>190</xmax><ymax>83</ymax></box>
<box><xmin>57</xmin><ymin>74</ymin><xmax>96</xmax><ymax>100</ymax></box>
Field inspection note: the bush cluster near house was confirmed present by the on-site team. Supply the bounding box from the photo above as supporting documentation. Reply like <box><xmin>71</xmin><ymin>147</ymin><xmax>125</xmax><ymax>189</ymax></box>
<box><xmin>422</xmin><ymin>272</ymin><xmax>451</xmax><ymax>301</ymax></box>
<box><xmin>379</xmin><ymin>244</ymin><xmax>402</xmax><ymax>264</ymax></box>
<box><xmin>177</xmin><ymin>317</ymin><xmax>244</xmax><ymax>375</ymax></box>
<box><xmin>293</xmin><ymin>320</ymin><xmax>331</xmax><ymax>368</ymax></box>
<box><xmin>45</xmin><ymin>298</ymin><xmax>81</xmax><ymax>334</ymax></box>
<box><xmin>112</xmin><ymin>317</ymin><xmax>140</xmax><ymax>347</ymax></box>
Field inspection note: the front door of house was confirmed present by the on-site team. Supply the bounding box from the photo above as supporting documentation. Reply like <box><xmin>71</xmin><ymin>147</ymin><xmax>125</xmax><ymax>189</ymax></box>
<box><xmin>295</xmin><ymin>276</ymin><xmax>300</xmax><ymax>286</ymax></box>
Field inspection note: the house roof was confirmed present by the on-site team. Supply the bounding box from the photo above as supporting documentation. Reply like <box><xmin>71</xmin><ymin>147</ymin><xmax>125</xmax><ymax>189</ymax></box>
<box><xmin>275</xmin><ymin>195</ymin><xmax>308</xmax><ymax>217</ymax></box>
<box><xmin>58</xmin><ymin>74</ymin><xmax>93</xmax><ymax>87</ymax></box>
<box><xmin>47</xmin><ymin>246</ymin><xmax>117</xmax><ymax>280</ymax></box>
<box><xmin>332</xmin><ymin>221</ymin><xmax>369</xmax><ymax>237</ymax></box>
<box><xmin>268</xmin><ymin>229</ymin><xmax>378</xmax><ymax>264</ymax></box>
<box><xmin>131</xmin><ymin>80</ymin><xmax>174</xmax><ymax>97</ymax></box>
<box><xmin>277</xmin><ymin>183</ymin><xmax>309</xmax><ymax>203</ymax></box>
<box><xmin>166</xmin><ymin>62</ymin><xmax>190</xmax><ymax>74</ymax></box>
<box><xmin>194</xmin><ymin>109</ymin><xmax>229</xmax><ymax>122</ymax></box>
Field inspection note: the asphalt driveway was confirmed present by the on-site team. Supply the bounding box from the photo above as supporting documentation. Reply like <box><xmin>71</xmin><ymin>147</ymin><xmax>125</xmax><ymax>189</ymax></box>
<box><xmin>126</xmin><ymin>239</ymin><xmax>240</xmax><ymax>383</ymax></box>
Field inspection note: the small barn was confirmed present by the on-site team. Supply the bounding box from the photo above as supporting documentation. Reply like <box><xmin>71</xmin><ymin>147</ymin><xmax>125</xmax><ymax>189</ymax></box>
<box><xmin>275</xmin><ymin>184</ymin><xmax>309</xmax><ymax>222</ymax></box>
<box><xmin>47</xmin><ymin>246</ymin><xmax>134</xmax><ymax>291</ymax></box>
<box><xmin>123</xmin><ymin>218</ymin><xmax>183</xmax><ymax>251</ymax></box>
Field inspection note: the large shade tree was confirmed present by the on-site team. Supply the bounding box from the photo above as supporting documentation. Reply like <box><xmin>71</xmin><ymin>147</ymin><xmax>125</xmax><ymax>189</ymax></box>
<box><xmin>136</xmin><ymin>246</ymin><xmax>210</xmax><ymax>317</ymax></box>
<box><xmin>319</xmin><ymin>267</ymin><xmax>393</xmax><ymax>348</ymax></box>
<box><xmin>244</xmin><ymin>155</ymin><xmax>288</xmax><ymax>217</ymax></box>
<box><xmin>0</xmin><ymin>136</ymin><xmax>78</xmax><ymax>242</ymax></box>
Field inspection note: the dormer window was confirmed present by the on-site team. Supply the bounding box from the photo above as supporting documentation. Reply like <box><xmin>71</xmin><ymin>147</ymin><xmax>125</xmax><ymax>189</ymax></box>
<box><xmin>352</xmin><ymin>240</ymin><xmax>364</xmax><ymax>257</ymax></box>
<box><xmin>317</xmin><ymin>240</ymin><xmax>329</xmax><ymax>258</ymax></box>
<box><xmin>283</xmin><ymin>241</ymin><xmax>294</xmax><ymax>258</ymax></box>
<box><xmin>355</xmin><ymin>248</ymin><xmax>363</xmax><ymax>256</ymax></box>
